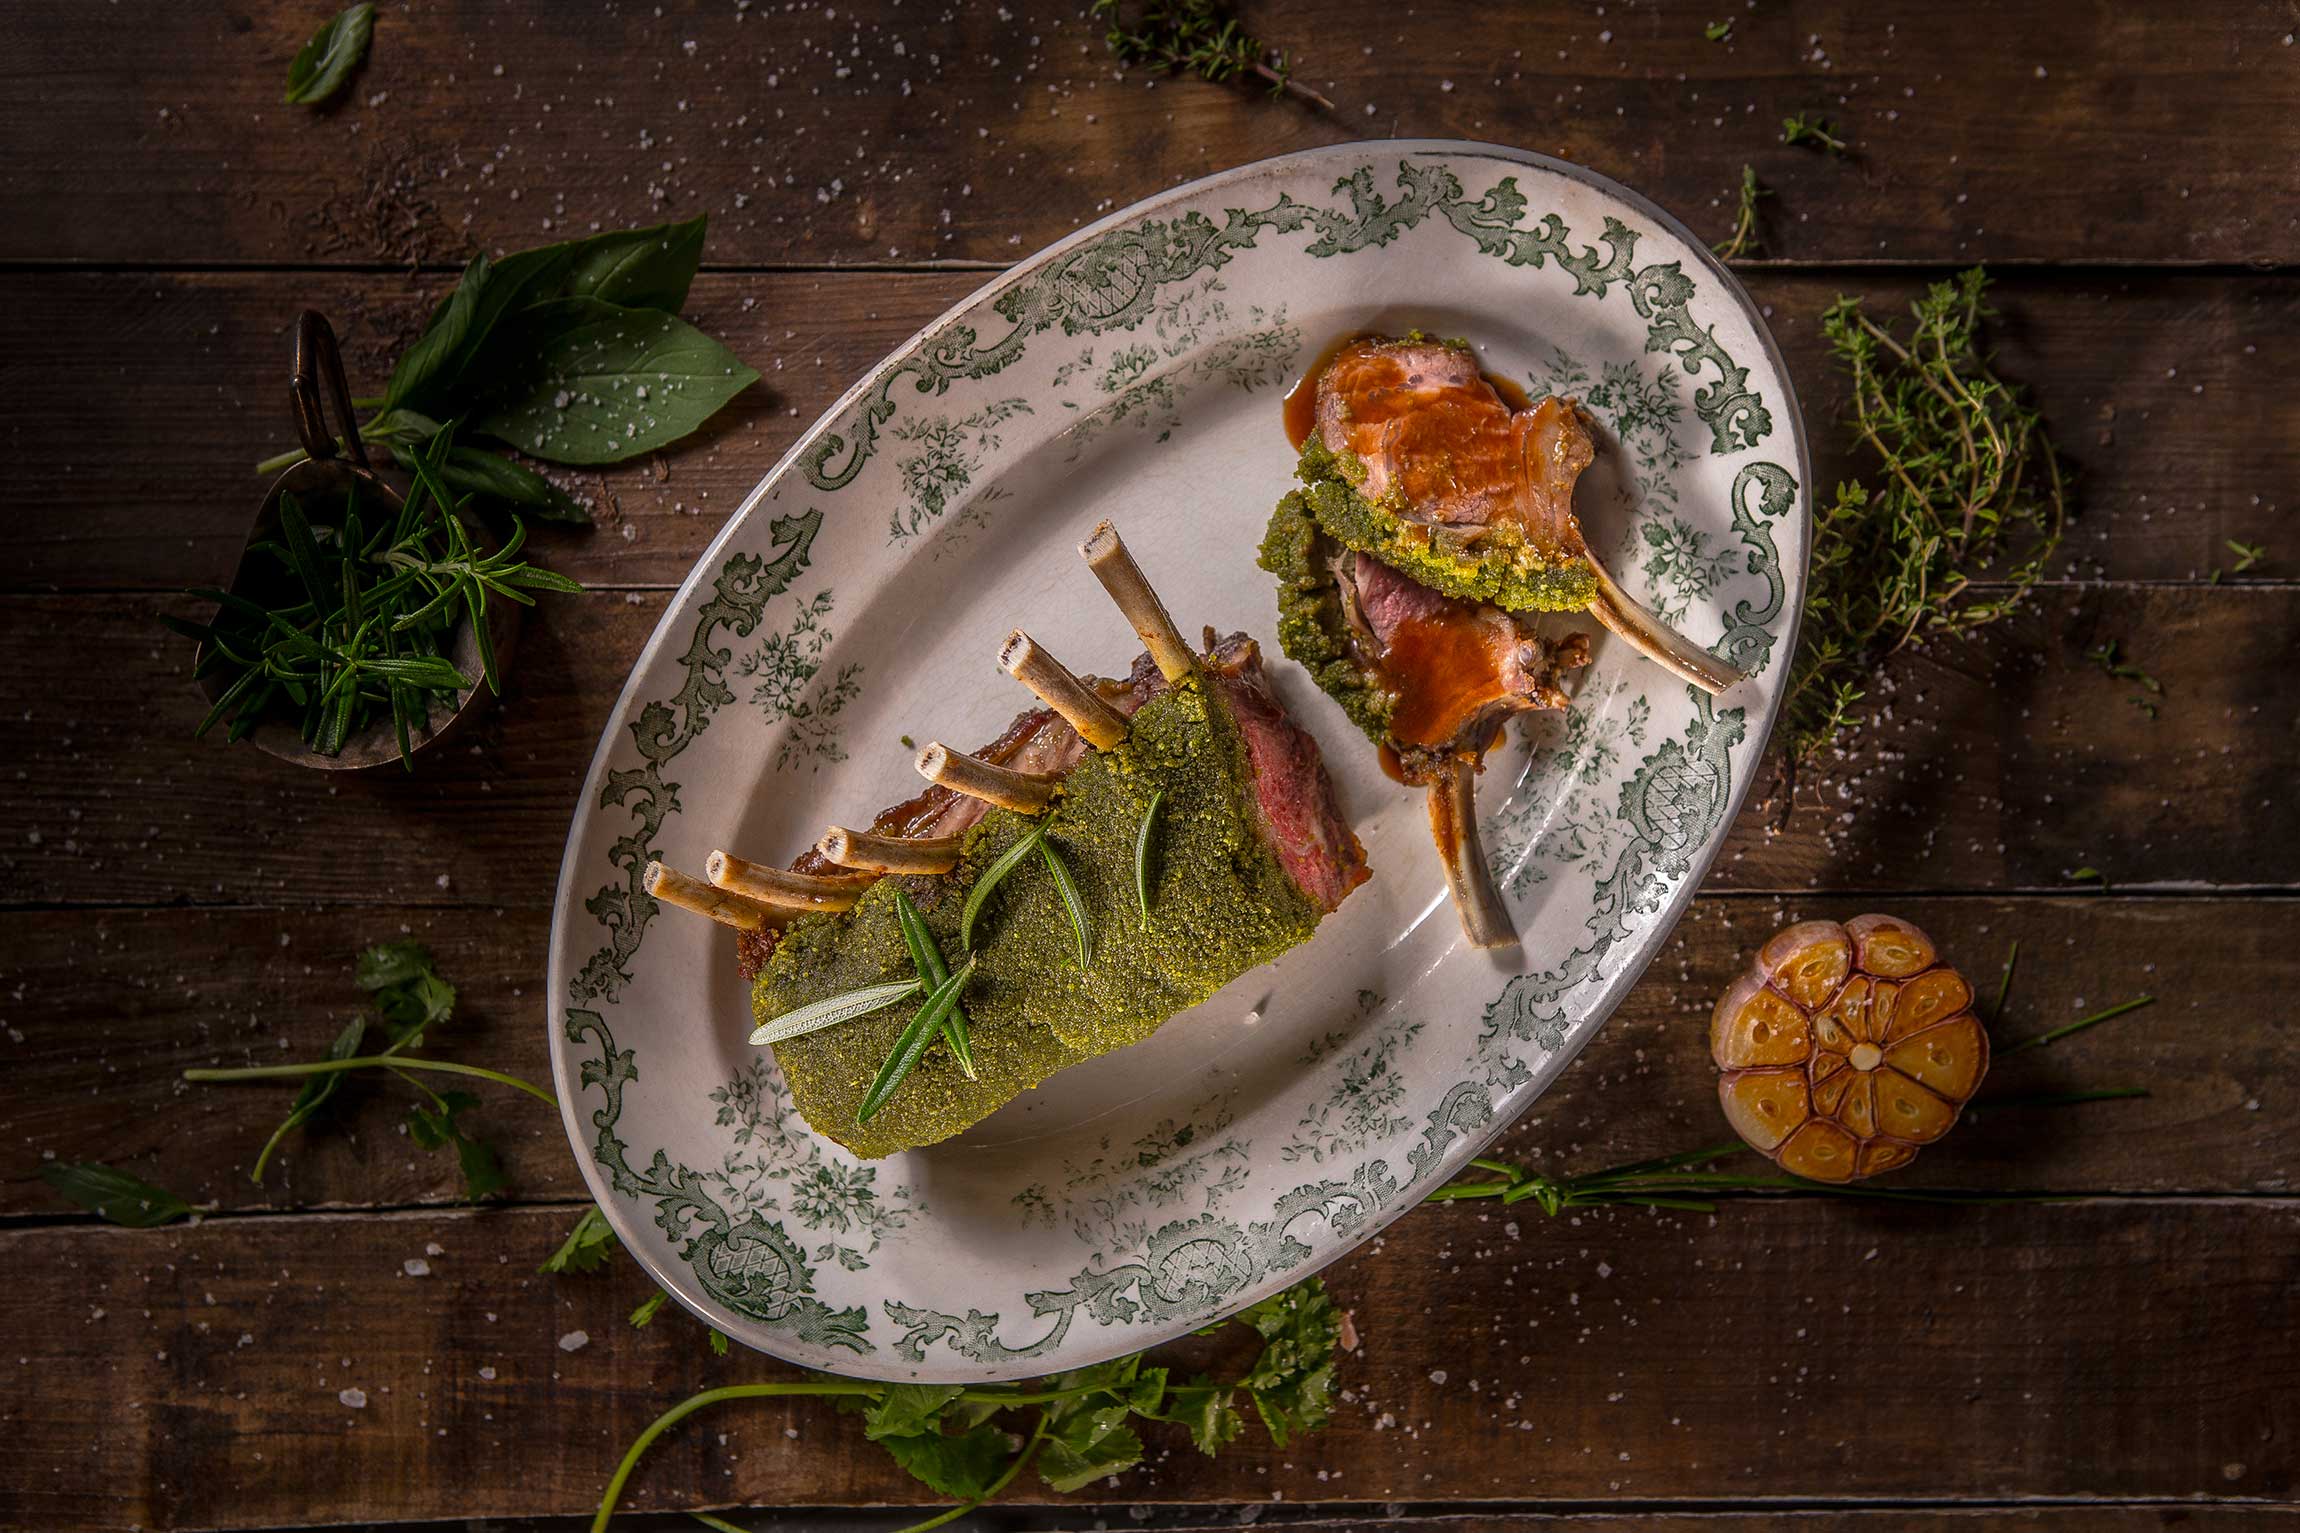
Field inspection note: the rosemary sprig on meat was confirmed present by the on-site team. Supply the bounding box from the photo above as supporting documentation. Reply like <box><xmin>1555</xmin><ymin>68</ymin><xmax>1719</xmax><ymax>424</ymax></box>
<box><xmin>1786</xmin><ymin>269</ymin><xmax>2067</xmax><ymax>761</ymax></box>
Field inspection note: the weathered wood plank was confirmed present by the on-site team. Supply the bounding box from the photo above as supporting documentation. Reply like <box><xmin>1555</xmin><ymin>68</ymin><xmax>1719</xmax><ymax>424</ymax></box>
<box><xmin>7</xmin><ymin>268</ymin><xmax>2294</xmax><ymax>594</ymax></box>
<box><xmin>3</xmin><ymin>1</ymin><xmax>2296</xmax><ymax>268</ymax></box>
<box><xmin>233</xmin><ymin>1511</ymin><xmax>2300</xmax><ymax>1532</ymax></box>
<box><xmin>6</xmin><ymin>896</ymin><xmax>2286</xmax><ymax>1218</ymax></box>
<box><xmin>1</xmin><ymin>1198</ymin><xmax>2291</xmax><ymax>1529</ymax></box>
<box><xmin>1</xmin><ymin>582</ymin><xmax>2292</xmax><ymax>912</ymax></box>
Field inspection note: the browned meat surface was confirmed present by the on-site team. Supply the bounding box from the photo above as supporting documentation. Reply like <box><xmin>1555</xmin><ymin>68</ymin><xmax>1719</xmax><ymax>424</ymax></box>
<box><xmin>1338</xmin><ymin>550</ymin><xmax>1588</xmax><ymax>783</ymax></box>
<box><xmin>1316</xmin><ymin>335</ymin><xmax>1592</xmax><ymax>559</ymax></box>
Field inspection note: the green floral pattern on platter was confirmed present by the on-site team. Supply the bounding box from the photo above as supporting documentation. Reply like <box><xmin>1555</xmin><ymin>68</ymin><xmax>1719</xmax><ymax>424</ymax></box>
<box><xmin>547</xmin><ymin>145</ymin><xmax>1808</xmax><ymax>1379</ymax></box>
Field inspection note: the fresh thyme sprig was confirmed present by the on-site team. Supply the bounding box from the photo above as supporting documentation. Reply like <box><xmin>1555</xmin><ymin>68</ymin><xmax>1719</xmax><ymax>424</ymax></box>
<box><xmin>1998</xmin><ymin>994</ymin><xmax>2156</xmax><ymax>1056</ymax></box>
<box><xmin>2226</xmin><ymin>539</ymin><xmax>2268</xmax><ymax>573</ymax></box>
<box><xmin>1430</xmin><ymin>1143</ymin><xmax>2073</xmax><ymax>1212</ymax></box>
<box><xmin>181</xmin><ymin>941</ymin><xmax>550</xmax><ymax>1198</ymax></box>
<box><xmin>1093</xmin><ymin>0</ymin><xmax>1334</xmax><ymax>111</ymax></box>
<box><xmin>1781</xmin><ymin>112</ymin><xmax>1848</xmax><ymax>153</ymax></box>
<box><xmin>1785</xmin><ymin>269</ymin><xmax>2067</xmax><ymax>761</ymax></box>
<box><xmin>1712</xmin><ymin>164</ymin><xmax>1767</xmax><ymax>260</ymax></box>
<box><xmin>2085</xmin><ymin>638</ymin><xmax>2163</xmax><ymax>717</ymax></box>
<box><xmin>589</xmin><ymin>1279</ymin><xmax>1343</xmax><ymax>1533</ymax></box>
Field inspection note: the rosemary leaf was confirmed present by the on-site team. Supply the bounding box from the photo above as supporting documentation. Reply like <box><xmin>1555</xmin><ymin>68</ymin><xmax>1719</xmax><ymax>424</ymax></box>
<box><xmin>1998</xmin><ymin>994</ymin><xmax>2155</xmax><ymax>1056</ymax></box>
<box><xmin>1134</xmin><ymin>787</ymin><xmax>1166</xmax><ymax>925</ymax></box>
<box><xmin>1040</xmin><ymin>839</ymin><xmax>1092</xmax><ymax>968</ymax></box>
<box><xmin>959</xmin><ymin>820</ymin><xmax>1050</xmax><ymax>952</ymax></box>
<box><xmin>857</xmin><ymin>960</ymin><xmax>978</xmax><ymax>1124</ymax></box>
<box><xmin>893</xmin><ymin>889</ymin><xmax>975</xmax><ymax>1080</ymax></box>
<box><xmin>749</xmin><ymin>978</ymin><xmax>924</xmax><ymax>1048</ymax></box>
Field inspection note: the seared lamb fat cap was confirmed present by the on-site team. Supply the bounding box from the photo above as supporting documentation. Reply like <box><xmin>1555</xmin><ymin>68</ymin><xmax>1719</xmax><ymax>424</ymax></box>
<box><xmin>1259</xmin><ymin>488</ymin><xmax>1588</xmax><ymax>788</ymax></box>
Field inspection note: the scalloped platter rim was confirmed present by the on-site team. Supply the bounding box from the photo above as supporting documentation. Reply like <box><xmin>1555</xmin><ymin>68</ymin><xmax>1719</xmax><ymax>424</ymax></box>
<box><xmin>546</xmin><ymin>140</ymin><xmax>1811</xmax><ymax>1381</ymax></box>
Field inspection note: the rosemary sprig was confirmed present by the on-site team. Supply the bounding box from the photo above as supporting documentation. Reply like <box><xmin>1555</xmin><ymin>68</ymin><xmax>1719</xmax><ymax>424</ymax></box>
<box><xmin>1712</xmin><ymin>164</ymin><xmax>1766</xmax><ymax>260</ymax></box>
<box><xmin>1092</xmin><ymin>0</ymin><xmax>1334</xmax><ymax>111</ymax></box>
<box><xmin>857</xmin><ymin>959</ymin><xmax>978</xmax><ymax>1124</ymax></box>
<box><xmin>1786</xmin><ymin>269</ymin><xmax>2066</xmax><ymax>761</ymax></box>
<box><xmin>1781</xmin><ymin>112</ymin><xmax>1848</xmax><ymax>153</ymax></box>
<box><xmin>960</xmin><ymin>820</ymin><xmax>1050</xmax><ymax>951</ymax></box>
<box><xmin>747</xmin><ymin>978</ymin><xmax>923</xmax><ymax>1047</ymax></box>
<box><xmin>1134</xmin><ymin>787</ymin><xmax>1166</xmax><ymax>923</ymax></box>
<box><xmin>1039</xmin><ymin>839</ymin><xmax>1093</xmax><ymax>967</ymax></box>
<box><xmin>165</xmin><ymin>430</ymin><xmax>582</xmax><ymax>767</ymax></box>
<box><xmin>893</xmin><ymin>890</ymin><xmax>976</xmax><ymax>1078</ymax></box>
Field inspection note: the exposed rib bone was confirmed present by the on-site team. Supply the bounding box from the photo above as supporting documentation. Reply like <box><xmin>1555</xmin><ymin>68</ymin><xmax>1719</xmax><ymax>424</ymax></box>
<box><xmin>1427</xmin><ymin>759</ymin><xmax>1517</xmax><ymax>949</ymax></box>
<box><xmin>915</xmin><ymin>741</ymin><xmax>1057</xmax><ymax>813</ymax></box>
<box><xmin>999</xmin><ymin>630</ymin><xmax>1131</xmax><ymax>748</ymax></box>
<box><xmin>646</xmin><ymin>860</ymin><xmax>781</xmax><ymax>933</ymax></box>
<box><xmin>818</xmin><ymin>825</ymin><xmax>963</xmax><ymax>875</ymax></box>
<box><xmin>1080</xmin><ymin>520</ymin><xmax>1194</xmax><ymax>682</ymax></box>
<box><xmin>707</xmin><ymin>851</ymin><xmax>877</xmax><ymax>912</ymax></box>
<box><xmin>1584</xmin><ymin>553</ymin><xmax>1746</xmax><ymax>696</ymax></box>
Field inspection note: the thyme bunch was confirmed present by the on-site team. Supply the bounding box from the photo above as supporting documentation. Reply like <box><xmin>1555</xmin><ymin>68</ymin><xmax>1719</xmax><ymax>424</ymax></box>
<box><xmin>1786</xmin><ymin>269</ymin><xmax>2067</xmax><ymax>760</ymax></box>
<box><xmin>1093</xmin><ymin>0</ymin><xmax>1333</xmax><ymax>110</ymax></box>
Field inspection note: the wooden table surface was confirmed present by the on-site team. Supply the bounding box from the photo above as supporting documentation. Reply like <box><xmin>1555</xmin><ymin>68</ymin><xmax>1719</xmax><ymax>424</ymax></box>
<box><xmin>4</xmin><ymin>2</ymin><xmax>2297</xmax><ymax>1529</ymax></box>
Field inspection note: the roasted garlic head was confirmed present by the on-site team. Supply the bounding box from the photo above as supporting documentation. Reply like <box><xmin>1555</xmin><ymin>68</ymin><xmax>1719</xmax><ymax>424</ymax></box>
<box><xmin>1710</xmin><ymin>915</ymin><xmax>1990</xmax><ymax>1182</ymax></box>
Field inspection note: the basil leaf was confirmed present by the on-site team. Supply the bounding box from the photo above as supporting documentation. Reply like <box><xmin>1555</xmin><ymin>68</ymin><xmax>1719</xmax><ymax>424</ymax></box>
<box><xmin>383</xmin><ymin>253</ymin><xmax>492</xmax><ymax>413</ymax></box>
<box><xmin>470</xmin><ymin>297</ymin><xmax>759</xmax><ymax>466</ymax></box>
<box><xmin>39</xmin><ymin>1163</ymin><xmax>193</xmax><ymax>1228</ymax></box>
<box><xmin>394</xmin><ymin>441</ymin><xmax>590</xmax><ymax>524</ymax></box>
<box><xmin>283</xmin><ymin>2</ymin><xmax>374</xmax><ymax>106</ymax></box>
<box><xmin>560</xmin><ymin>215</ymin><xmax>709</xmax><ymax>312</ymax></box>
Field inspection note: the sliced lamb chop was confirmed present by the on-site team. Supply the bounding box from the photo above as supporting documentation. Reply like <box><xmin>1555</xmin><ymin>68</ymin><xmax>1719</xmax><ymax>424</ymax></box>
<box><xmin>1303</xmin><ymin>334</ymin><xmax>1743</xmax><ymax>696</ymax></box>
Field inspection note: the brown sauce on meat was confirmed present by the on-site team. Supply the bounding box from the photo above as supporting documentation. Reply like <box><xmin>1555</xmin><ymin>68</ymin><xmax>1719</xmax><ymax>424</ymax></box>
<box><xmin>1381</xmin><ymin>610</ymin><xmax>1509</xmax><ymax>751</ymax></box>
<box><xmin>1282</xmin><ymin>331</ymin><xmax>1536</xmax><ymax>452</ymax></box>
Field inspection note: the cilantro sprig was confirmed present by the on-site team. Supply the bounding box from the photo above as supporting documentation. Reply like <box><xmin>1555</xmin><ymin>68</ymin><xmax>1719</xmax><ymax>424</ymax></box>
<box><xmin>183</xmin><ymin>941</ymin><xmax>552</xmax><ymax>1198</ymax></box>
<box><xmin>587</xmin><ymin>1279</ymin><xmax>1345</xmax><ymax>1531</ymax></box>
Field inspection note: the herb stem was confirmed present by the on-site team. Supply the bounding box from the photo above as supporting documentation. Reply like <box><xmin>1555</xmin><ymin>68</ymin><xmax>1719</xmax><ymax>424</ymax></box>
<box><xmin>183</xmin><ymin>1054</ymin><xmax>559</xmax><ymax>1108</ymax></box>
<box><xmin>1998</xmin><ymin>994</ymin><xmax>2156</xmax><ymax>1056</ymax></box>
<box><xmin>1990</xmin><ymin>938</ymin><xmax>2020</xmax><ymax>1023</ymax></box>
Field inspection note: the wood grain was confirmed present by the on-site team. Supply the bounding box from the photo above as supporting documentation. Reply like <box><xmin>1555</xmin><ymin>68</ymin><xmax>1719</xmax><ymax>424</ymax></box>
<box><xmin>3</xmin><ymin>1</ymin><xmax>2296</xmax><ymax>268</ymax></box>
<box><xmin>7</xmin><ymin>268</ymin><xmax>2294</xmax><ymax>594</ymax></box>
<box><xmin>6</xmin><ymin>898</ymin><xmax>2288</xmax><ymax>1220</ymax></box>
<box><xmin>220</xmin><ymin>1515</ymin><xmax>2300</xmax><ymax>1533</ymax></box>
<box><xmin>3</xmin><ymin>581</ymin><xmax>2292</xmax><ymax>912</ymax></box>
<box><xmin>1</xmin><ymin>1197</ymin><xmax>2291</xmax><ymax>1530</ymax></box>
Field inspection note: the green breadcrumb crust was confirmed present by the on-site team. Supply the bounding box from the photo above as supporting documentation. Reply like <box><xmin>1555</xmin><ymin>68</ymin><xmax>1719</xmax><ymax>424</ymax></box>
<box><xmin>754</xmin><ymin>678</ymin><xmax>1323</xmax><ymax>1160</ymax></box>
<box><xmin>1256</xmin><ymin>490</ymin><xmax>1393</xmax><ymax>748</ymax></box>
<box><xmin>1292</xmin><ymin>437</ymin><xmax>1598</xmax><ymax>613</ymax></box>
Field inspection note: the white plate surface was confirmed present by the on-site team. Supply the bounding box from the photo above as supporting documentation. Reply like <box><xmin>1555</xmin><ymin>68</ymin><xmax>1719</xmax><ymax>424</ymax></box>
<box><xmin>548</xmin><ymin>141</ymin><xmax>1810</xmax><ymax>1380</ymax></box>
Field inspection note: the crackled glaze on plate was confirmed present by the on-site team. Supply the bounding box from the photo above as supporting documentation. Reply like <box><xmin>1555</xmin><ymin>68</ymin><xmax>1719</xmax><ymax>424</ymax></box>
<box><xmin>547</xmin><ymin>142</ymin><xmax>1810</xmax><ymax>1381</ymax></box>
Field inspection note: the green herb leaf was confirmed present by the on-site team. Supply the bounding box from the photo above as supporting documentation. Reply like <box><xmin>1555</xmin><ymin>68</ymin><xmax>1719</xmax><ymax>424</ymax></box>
<box><xmin>881</xmin><ymin>1422</ymin><xmax>1015</xmax><ymax>1500</ymax></box>
<box><xmin>470</xmin><ymin>297</ymin><xmax>760</xmax><ymax>466</ymax></box>
<box><xmin>1704</xmin><ymin>18</ymin><xmax>1733</xmax><ymax>40</ymax></box>
<box><xmin>856</xmin><ymin>959</ymin><xmax>977</xmax><ymax>1123</ymax></box>
<box><xmin>1039</xmin><ymin>838</ymin><xmax>1092</xmax><ymax>967</ymax></box>
<box><xmin>707</xmin><ymin>1328</ymin><xmax>729</xmax><ymax>1356</ymax></box>
<box><xmin>283</xmin><ymin>1</ymin><xmax>375</xmax><ymax>106</ymax></box>
<box><xmin>384</xmin><ymin>254</ymin><xmax>492</xmax><ymax>413</ymax></box>
<box><xmin>398</xmin><ymin>441</ymin><xmax>590</xmax><ymax>525</ymax></box>
<box><xmin>540</xmin><ymin>1204</ymin><xmax>620</xmax><ymax>1275</ymax></box>
<box><xmin>251</xmin><ymin>1012</ymin><xmax>366</xmax><ymax>1183</ymax></box>
<box><xmin>559</xmin><ymin>214</ymin><xmax>710</xmax><ymax>312</ymax></box>
<box><xmin>749</xmin><ymin>978</ymin><xmax>923</xmax><ymax>1047</ymax></box>
<box><xmin>629</xmin><ymin>1290</ymin><xmax>668</xmax><ymax>1327</ymax></box>
<box><xmin>406</xmin><ymin>1088</ymin><xmax>506</xmax><ymax>1200</ymax></box>
<box><xmin>1140</xmin><ymin>1377</ymin><xmax>1242</xmax><ymax>1456</ymax></box>
<box><xmin>1234</xmin><ymin>1279</ymin><xmax>1342</xmax><ymax>1447</ymax></box>
<box><xmin>893</xmin><ymin>890</ymin><xmax>975</xmax><ymax>1079</ymax></box>
<box><xmin>960</xmin><ymin>819</ymin><xmax>1051</xmax><ymax>951</ymax></box>
<box><xmin>1037</xmin><ymin>1363</ymin><xmax>1149</xmax><ymax>1492</ymax></box>
<box><xmin>359</xmin><ymin>941</ymin><xmax>456</xmax><ymax>1043</ymax></box>
<box><xmin>1133</xmin><ymin>787</ymin><xmax>1165</xmax><ymax>924</ymax></box>
<box><xmin>863</xmin><ymin>1384</ymin><xmax>966</xmax><ymax>1442</ymax></box>
<box><xmin>39</xmin><ymin>1162</ymin><xmax>192</xmax><ymax>1227</ymax></box>
<box><xmin>1781</xmin><ymin>112</ymin><xmax>1849</xmax><ymax>153</ymax></box>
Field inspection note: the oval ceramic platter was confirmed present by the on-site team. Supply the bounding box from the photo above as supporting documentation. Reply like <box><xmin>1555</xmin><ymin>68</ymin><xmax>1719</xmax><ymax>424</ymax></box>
<box><xmin>549</xmin><ymin>141</ymin><xmax>1810</xmax><ymax>1381</ymax></box>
